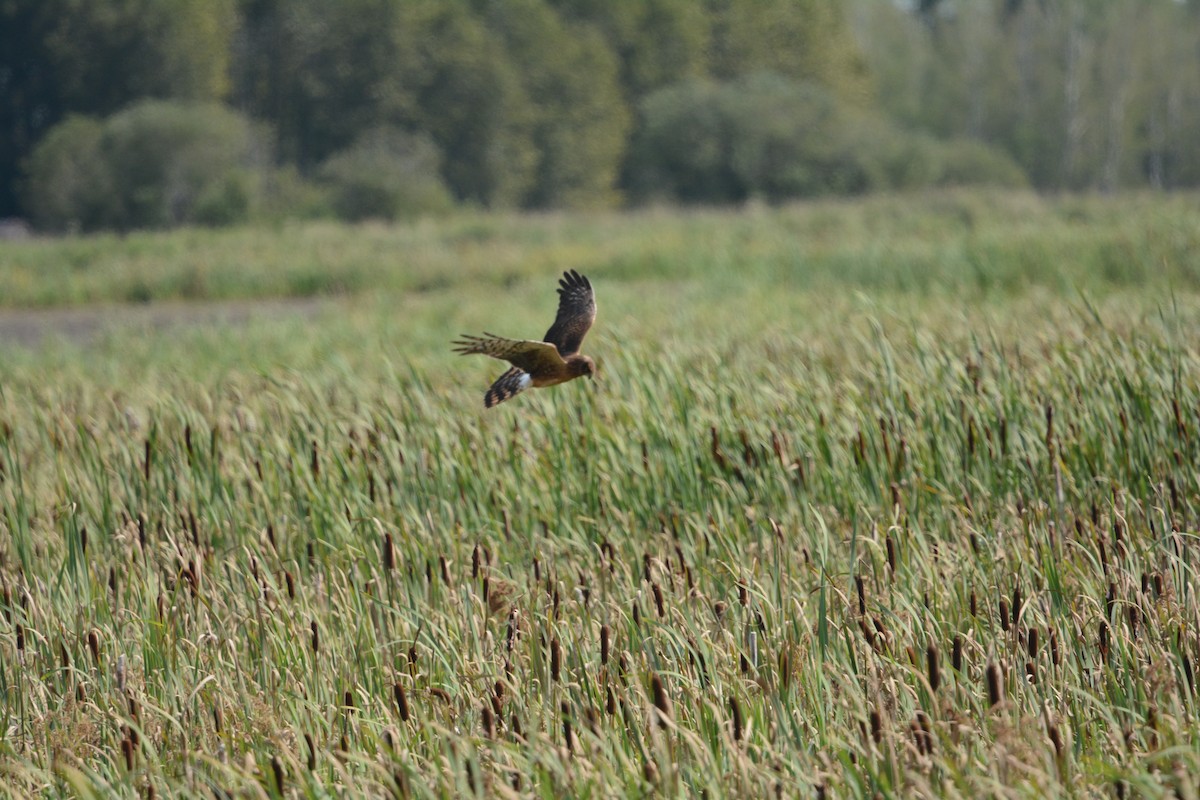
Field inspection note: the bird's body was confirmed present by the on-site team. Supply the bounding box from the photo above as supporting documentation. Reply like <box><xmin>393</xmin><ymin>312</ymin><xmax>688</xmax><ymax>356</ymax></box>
<box><xmin>453</xmin><ymin>270</ymin><xmax>597</xmax><ymax>408</ymax></box>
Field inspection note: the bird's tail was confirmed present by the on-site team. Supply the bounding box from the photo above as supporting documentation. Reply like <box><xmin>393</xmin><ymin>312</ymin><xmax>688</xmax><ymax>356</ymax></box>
<box><xmin>485</xmin><ymin>368</ymin><xmax>532</xmax><ymax>408</ymax></box>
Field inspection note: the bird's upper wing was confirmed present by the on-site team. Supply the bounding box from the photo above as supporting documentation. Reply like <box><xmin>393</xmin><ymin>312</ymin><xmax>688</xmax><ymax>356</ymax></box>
<box><xmin>452</xmin><ymin>333</ymin><xmax>566</xmax><ymax>374</ymax></box>
<box><xmin>542</xmin><ymin>270</ymin><xmax>596</xmax><ymax>356</ymax></box>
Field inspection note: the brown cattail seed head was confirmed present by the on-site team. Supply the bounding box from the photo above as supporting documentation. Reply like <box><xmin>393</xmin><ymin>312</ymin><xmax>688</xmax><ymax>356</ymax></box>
<box><xmin>87</xmin><ymin>629</ymin><xmax>100</xmax><ymax>665</ymax></box>
<box><xmin>600</xmin><ymin>624</ymin><xmax>611</xmax><ymax>665</ymax></box>
<box><xmin>986</xmin><ymin>662</ymin><xmax>1003</xmax><ymax>706</ymax></box>
<box><xmin>651</xmin><ymin>672</ymin><xmax>672</xmax><ymax>727</ymax></box>
<box><xmin>482</xmin><ymin>704</ymin><xmax>496</xmax><ymax>738</ymax></box>
<box><xmin>730</xmin><ymin>696</ymin><xmax>743</xmax><ymax>742</ymax></box>
<box><xmin>394</xmin><ymin>682</ymin><xmax>410</xmax><ymax>722</ymax></box>
<box><xmin>383</xmin><ymin>533</ymin><xmax>395</xmax><ymax>572</ymax></box>
<box><xmin>271</xmin><ymin>755</ymin><xmax>284</xmax><ymax>795</ymax></box>
<box><xmin>550</xmin><ymin>638</ymin><xmax>562</xmax><ymax>682</ymax></box>
<box><xmin>927</xmin><ymin>643</ymin><xmax>941</xmax><ymax>692</ymax></box>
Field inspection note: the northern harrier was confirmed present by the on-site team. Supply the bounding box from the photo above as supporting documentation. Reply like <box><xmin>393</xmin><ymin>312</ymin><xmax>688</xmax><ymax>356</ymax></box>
<box><xmin>453</xmin><ymin>270</ymin><xmax>597</xmax><ymax>408</ymax></box>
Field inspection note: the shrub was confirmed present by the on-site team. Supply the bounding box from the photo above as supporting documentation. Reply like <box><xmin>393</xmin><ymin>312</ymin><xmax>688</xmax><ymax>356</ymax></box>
<box><xmin>21</xmin><ymin>116</ymin><xmax>114</xmax><ymax>233</ymax></box>
<box><xmin>24</xmin><ymin>100</ymin><xmax>269</xmax><ymax>232</ymax></box>
<box><xmin>627</xmin><ymin>72</ymin><xmax>1029</xmax><ymax>204</ymax></box>
<box><xmin>317</xmin><ymin>127</ymin><xmax>454</xmax><ymax>222</ymax></box>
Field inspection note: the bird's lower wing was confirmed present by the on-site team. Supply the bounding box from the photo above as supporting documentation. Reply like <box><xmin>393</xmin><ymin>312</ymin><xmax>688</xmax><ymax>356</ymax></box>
<box><xmin>452</xmin><ymin>333</ymin><xmax>565</xmax><ymax>373</ymax></box>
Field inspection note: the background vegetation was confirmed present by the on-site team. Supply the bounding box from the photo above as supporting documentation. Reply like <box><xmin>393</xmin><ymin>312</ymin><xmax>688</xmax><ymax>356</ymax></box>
<box><xmin>1</xmin><ymin>193</ymin><xmax>1199</xmax><ymax>797</ymax></box>
<box><xmin>3</xmin><ymin>0</ymin><xmax>1199</xmax><ymax>231</ymax></box>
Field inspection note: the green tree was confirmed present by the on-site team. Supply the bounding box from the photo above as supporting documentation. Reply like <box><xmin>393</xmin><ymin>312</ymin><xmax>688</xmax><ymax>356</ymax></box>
<box><xmin>0</xmin><ymin>0</ymin><xmax>236</xmax><ymax>217</ymax></box>
<box><xmin>705</xmin><ymin>0</ymin><xmax>870</xmax><ymax>102</ymax></box>
<box><xmin>234</xmin><ymin>0</ymin><xmax>405</xmax><ymax>168</ymax></box>
<box><xmin>484</xmin><ymin>0</ymin><xmax>631</xmax><ymax>207</ymax></box>
<box><xmin>551</xmin><ymin>0</ymin><xmax>710</xmax><ymax>98</ymax></box>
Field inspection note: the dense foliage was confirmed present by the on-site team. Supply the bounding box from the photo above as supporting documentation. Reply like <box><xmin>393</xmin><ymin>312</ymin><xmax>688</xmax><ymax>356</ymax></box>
<box><xmin>5</xmin><ymin>1</ymin><xmax>1198</xmax><ymax>229</ymax></box>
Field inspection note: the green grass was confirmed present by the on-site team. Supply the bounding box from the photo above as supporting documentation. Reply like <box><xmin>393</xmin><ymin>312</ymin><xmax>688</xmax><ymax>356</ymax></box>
<box><xmin>1</xmin><ymin>191</ymin><xmax>1199</xmax><ymax>797</ymax></box>
<box><xmin>1</xmin><ymin>190</ymin><xmax>1199</xmax><ymax>308</ymax></box>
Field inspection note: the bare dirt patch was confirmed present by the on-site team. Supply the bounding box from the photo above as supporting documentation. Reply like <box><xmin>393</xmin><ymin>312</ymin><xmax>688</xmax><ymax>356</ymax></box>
<box><xmin>0</xmin><ymin>297</ymin><xmax>330</xmax><ymax>349</ymax></box>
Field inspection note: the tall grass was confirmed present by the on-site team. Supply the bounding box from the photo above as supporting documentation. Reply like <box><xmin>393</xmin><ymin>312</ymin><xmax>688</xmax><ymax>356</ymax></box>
<box><xmin>1</xmin><ymin>190</ymin><xmax>1199</xmax><ymax>308</ymax></box>
<box><xmin>1</xmin><ymin>194</ymin><xmax>1199</xmax><ymax>797</ymax></box>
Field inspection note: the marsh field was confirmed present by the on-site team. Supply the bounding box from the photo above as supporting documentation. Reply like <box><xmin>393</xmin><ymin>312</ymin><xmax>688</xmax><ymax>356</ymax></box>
<box><xmin>1</xmin><ymin>190</ymin><xmax>1200</xmax><ymax>798</ymax></box>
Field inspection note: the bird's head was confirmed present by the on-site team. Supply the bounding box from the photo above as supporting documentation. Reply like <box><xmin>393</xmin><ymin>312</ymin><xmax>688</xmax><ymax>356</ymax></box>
<box><xmin>571</xmin><ymin>355</ymin><xmax>597</xmax><ymax>379</ymax></box>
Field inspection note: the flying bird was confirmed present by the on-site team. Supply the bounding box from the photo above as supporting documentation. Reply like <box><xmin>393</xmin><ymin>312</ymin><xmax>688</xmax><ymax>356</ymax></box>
<box><xmin>453</xmin><ymin>270</ymin><xmax>597</xmax><ymax>408</ymax></box>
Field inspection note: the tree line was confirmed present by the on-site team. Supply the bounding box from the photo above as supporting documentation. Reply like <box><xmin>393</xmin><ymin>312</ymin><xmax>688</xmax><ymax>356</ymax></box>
<box><xmin>1</xmin><ymin>0</ymin><xmax>1197</xmax><ymax>232</ymax></box>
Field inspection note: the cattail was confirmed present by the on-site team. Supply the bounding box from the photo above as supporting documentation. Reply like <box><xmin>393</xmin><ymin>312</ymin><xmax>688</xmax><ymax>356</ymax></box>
<box><xmin>300</xmin><ymin>733</ymin><xmax>315</xmax><ymax>771</ymax></box>
<box><xmin>383</xmin><ymin>533</ymin><xmax>395</xmax><ymax>572</ymax></box>
<box><xmin>998</xmin><ymin>598</ymin><xmax>1010</xmax><ymax>632</ymax></box>
<box><xmin>394</xmin><ymin>682</ymin><xmax>410</xmax><ymax>721</ymax></box>
<box><xmin>310</xmin><ymin>621</ymin><xmax>319</xmax><ymax>654</ymax></box>
<box><xmin>482</xmin><ymin>703</ymin><xmax>495</xmax><ymax>738</ymax></box>
<box><xmin>652</xmin><ymin>583</ymin><xmax>665</xmax><ymax>617</ymax></box>
<box><xmin>600</xmin><ymin>624</ymin><xmax>611</xmax><ymax>665</ymax></box>
<box><xmin>886</xmin><ymin>536</ymin><xmax>896</xmax><ymax>575</ymax></box>
<box><xmin>472</xmin><ymin>544</ymin><xmax>481</xmax><ymax>580</ymax></box>
<box><xmin>213</xmin><ymin>702</ymin><xmax>223</xmax><ymax>734</ymax></box>
<box><xmin>1099</xmin><ymin>621</ymin><xmax>1110</xmax><ymax>661</ymax></box>
<box><xmin>271</xmin><ymin>755</ymin><xmax>284</xmax><ymax>795</ymax></box>
<box><xmin>439</xmin><ymin>556</ymin><xmax>450</xmax><ymax>585</ymax></box>
<box><xmin>970</xmin><ymin>591</ymin><xmax>977</xmax><ymax>617</ymax></box>
<box><xmin>1050</xmin><ymin>627</ymin><xmax>1060</xmax><ymax>666</ymax></box>
<box><xmin>1011</xmin><ymin>585</ymin><xmax>1021</xmax><ymax>627</ymax></box>
<box><xmin>855</xmin><ymin>575</ymin><xmax>865</xmax><ymax>616</ymax></box>
<box><xmin>1044</xmin><ymin>402</ymin><xmax>1054</xmax><ymax>450</ymax></box>
<box><xmin>121</xmin><ymin>736</ymin><xmax>134</xmax><ymax>771</ymax></box>
<box><xmin>285</xmin><ymin>571</ymin><xmax>295</xmax><ymax>600</ymax></box>
<box><xmin>952</xmin><ymin>635</ymin><xmax>964</xmax><ymax>672</ymax></box>
<box><xmin>651</xmin><ymin>672</ymin><xmax>672</xmax><ymax>727</ymax></box>
<box><xmin>986</xmin><ymin>662</ymin><xmax>1003</xmax><ymax>706</ymax></box>
<box><xmin>550</xmin><ymin>638</ymin><xmax>562</xmax><ymax>682</ymax></box>
<box><xmin>1183</xmin><ymin>654</ymin><xmax>1195</xmax><ymax>695</ymax></box>
<box><xmin>15</xmin><ymin>623</ymin><xmax>23</xmax><ymax>656</ymax></box>
<box><xmin>730</xmin><ymin>696</ymin><xmax>743</xmax><ymax>742</ymax></box>
<box><xmin>80</xmin><ymin>525</ymin><xmax>88</xmax><ymax>554</ymax></box>
<box><xmin>87</xmin><ymin>629</ymin><xmax>100</xmax><ymax>665</ymax></box>
<box><xmin>1027</xmin><ymin>627</ymin><xmax>1039</xmax><ymax>659</ymax></box>
<box><xmin>1026</xmin><ymin>660</ymin><xmax>1036</xmax><ymax>684</ymax></box>
<box><xmin>1047</xmin><ymin>719</ymin><xmax>1064</xmax><ymax>760</ymax></box>
<box><xmin>927</xmin><ymin>643</ymin><xmax>941</xmax><ymax>692</ymax></box>
<box><xmin>869</xmin><ymin>709</ymin><xmax>882</xmax><ymax>744</ymax></box>
<box><xmin>738</xmin><ymin>582</ymin><xmax>748</xmax><ymax>607</ymax></box>
<box><xmin>344</xmin><ymin>689</ymin><xmax>355</xmax><ymax>713</ymax></box>
<box><xmin>914</xmin><ymin>711</ymin><xmax>933</xmax><ymax>755</ymax></box>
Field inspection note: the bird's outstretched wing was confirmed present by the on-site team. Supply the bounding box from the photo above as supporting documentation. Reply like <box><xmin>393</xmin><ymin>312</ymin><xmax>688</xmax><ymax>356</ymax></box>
<box><xmin>542</xmin><ymin>270</ymin><xmax>596</xmax><ymax>356</ymax></box>
<box><xmin>452</xmin><ymin>333</ymin><xmax>566</xmax><ymax>374</ymax></box>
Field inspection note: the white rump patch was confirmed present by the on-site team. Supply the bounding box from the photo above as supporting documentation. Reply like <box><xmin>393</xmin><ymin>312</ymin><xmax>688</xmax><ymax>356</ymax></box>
<box><xmin>517</xmin><ymin>372</ymin><xmax>532</xmax><ymax>390</ymax></box>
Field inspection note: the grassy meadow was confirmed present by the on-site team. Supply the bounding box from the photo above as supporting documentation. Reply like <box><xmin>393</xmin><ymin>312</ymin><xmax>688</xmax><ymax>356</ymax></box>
<box><xmin>1</xmin><ymin>190</ymin><xmax>1200</xmax><ymax>797</ymax></box>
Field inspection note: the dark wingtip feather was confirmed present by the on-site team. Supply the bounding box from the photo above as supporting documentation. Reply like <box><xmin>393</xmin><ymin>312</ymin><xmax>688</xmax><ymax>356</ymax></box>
<box><xmin>558</xmin><ymin>270</ymin><xmax>590</xmax><ymax>295</ymax></box>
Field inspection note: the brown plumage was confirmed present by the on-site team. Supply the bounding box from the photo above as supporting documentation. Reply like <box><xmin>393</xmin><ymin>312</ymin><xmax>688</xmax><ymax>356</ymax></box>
<box><xmin>453</xmin><ymin>270</ymin><xmax>597</xmax><ymax>408</ymax></box>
